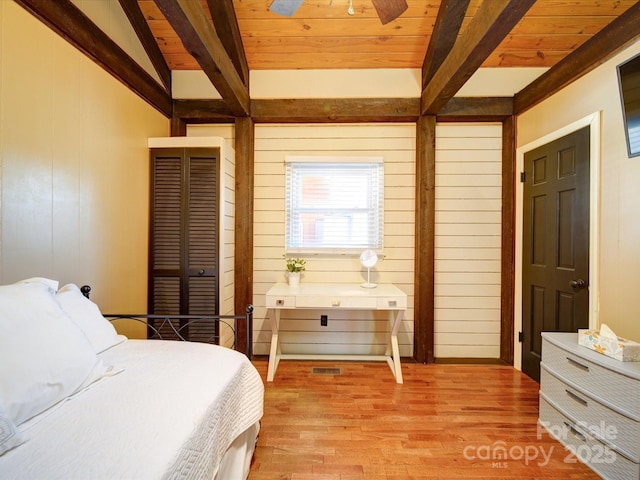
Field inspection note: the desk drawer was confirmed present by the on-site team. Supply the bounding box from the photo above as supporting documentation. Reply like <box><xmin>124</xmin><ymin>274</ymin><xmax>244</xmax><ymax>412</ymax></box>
<box><xmin>542</xmin><ymin>338</ymin><xmax>640</xmax><ymax>419</ymax></box>
<box><xmin>541</xmin><ymin>366</ymin><xmax>640</xmax><ymax>463</ymax></box>
<box><xmin>295</xmin><ymin>295</ymin><xmax>377</xmax><ymax>309</ymax></box>
<box><xmin>266</xmin><ymin>295</ymin><xmax>295</xmax><ymax>308</ymax></box>
<box><xmin>295</xmin><ymin>296</ymin><xmax>332</xmax><ymax>308</ymax></box>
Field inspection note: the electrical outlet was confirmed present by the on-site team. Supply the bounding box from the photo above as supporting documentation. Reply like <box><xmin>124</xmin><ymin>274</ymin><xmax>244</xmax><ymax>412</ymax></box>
<box><xmin>320</xmin><ymin>314</ymin><xmax>328</xmax><ymax>326</ymax></box>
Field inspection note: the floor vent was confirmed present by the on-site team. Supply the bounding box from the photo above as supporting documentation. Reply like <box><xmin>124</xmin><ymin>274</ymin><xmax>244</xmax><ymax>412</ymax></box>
<box><xmin>311</xmin><ymin>367</ymin><xmax>341</xmax><ymax>375</ymax></box>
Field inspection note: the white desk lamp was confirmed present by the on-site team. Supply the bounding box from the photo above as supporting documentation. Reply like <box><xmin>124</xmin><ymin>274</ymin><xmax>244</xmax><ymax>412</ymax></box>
<box><xmin>360</xmin><ymin>249</ymin><xmax>378</xmax><ymax>288</ymax></box>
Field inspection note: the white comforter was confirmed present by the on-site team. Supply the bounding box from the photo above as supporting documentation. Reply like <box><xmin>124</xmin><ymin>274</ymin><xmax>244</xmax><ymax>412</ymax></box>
<box><xmin>0</xmin><ymin>339</ymin><xmax>264</xmax><ymax>480</ymax></box>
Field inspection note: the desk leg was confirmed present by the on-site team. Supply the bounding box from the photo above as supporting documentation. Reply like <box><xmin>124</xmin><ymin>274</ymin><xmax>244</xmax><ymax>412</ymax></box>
<box><xmin>266</xmin><ymin>309</ymin><xmax>281</xmax><ymax>382</ymax></box>
<box><xmin>386</xmin><ymin>310</ymin><xmax>404</xmax><ymax>384</ymax></box>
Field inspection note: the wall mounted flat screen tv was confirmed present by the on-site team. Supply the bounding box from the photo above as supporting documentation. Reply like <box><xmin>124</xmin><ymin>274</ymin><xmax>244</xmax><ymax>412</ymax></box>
<box><xmin>617</xmin><ymin>52</ymin><xmax>640</xmax><ymax>157</ymax></box>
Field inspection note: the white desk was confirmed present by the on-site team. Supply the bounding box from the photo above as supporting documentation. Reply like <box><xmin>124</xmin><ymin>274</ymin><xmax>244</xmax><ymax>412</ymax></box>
<box><xmin>265</xmin><ymin>282</ymin><xmax>407</xmax><ymax>383</ymax></box>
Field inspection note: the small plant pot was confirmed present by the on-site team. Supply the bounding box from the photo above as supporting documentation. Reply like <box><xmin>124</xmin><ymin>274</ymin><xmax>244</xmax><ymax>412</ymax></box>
<box><xmin>287</xmin><ymin>271</ymin><xmax>300</xmax><ymax>287</ymax></box>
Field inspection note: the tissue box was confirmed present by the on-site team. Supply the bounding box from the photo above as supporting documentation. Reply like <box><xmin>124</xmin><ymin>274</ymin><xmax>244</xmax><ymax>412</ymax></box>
<box><xmin>578</xmin><ymin>329</ymin><xmax>640</xmax><ymax>362</ymax></box>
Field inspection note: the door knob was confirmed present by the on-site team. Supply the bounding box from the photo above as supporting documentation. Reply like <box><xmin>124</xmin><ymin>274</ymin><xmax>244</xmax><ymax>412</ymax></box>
<box><xmin>198</xmin><ymin>269</ymin><xmax>205</xmax><ymax>276</ymax></box>
<box><xmin>570</xmin><ymin>279</ymin><xmax>586</xmax><ymax>290</ymax></box>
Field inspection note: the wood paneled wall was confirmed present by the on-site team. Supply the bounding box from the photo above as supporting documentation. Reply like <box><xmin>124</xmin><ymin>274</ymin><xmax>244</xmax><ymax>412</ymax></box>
<box><xmin>220</xmin><ymin>141</ymin><xmax>236</xmax><ymax>312</ymax></box>
<box><xmin>219</xmin><ymin>141</ymin><xmax>236</xmax><ymax>347</ymax></box>
<box><xmin>251</xmin><ymin>124</ymin><xmax>416</xmax><ymax>357</ymax></box>
<box><xmin>434</xmin><ymin>124</ymin><xmax>503</xmax><ymax>358</ymax></box>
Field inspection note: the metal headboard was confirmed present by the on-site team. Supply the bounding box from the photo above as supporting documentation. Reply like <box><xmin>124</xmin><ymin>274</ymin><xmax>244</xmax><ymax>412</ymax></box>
<box><xmin>80</xmin><ymin>285</ymin><xmax>253</xmax><ymax>359</ymax></box>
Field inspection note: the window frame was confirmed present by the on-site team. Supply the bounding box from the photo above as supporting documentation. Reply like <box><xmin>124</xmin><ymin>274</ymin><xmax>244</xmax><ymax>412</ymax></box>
<box><xmin>284</xmin><ymin>155</ymin><xmax>384</xmax><ymax>255</ymax></box>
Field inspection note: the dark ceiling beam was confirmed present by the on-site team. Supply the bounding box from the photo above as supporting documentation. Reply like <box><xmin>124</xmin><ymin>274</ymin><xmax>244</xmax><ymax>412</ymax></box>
<box><xmin>174</xmin><ymin>97</ymin><xmax>517</xmax><ymax>124</ymax></box>
<box><xmin>251</xmin><ymin>98</ymin><xmax>420</xmax><ymax>123</ymax></box>
<box><xmin>437</xmin><ymin>97</ymin><xmax>513</xmax><ymax>122</ymax></box>
<box><xmin>156</xmin><ymin>97</ymin><xmax>517</xmax><ymax>124</ymax></box>
<box><xmin>206</xmin><ymin>0</ymin><xmax>249</xmax><ymax>88</ymax></box>
<box><xmin>118</xmin><ymin>0</ymin><xmax>171</xmax><ymax>92</ymax></box>
<box><xmin>173</xmin><ymin>99</ymin><xmax>236</xmax><ymax>124</ymax></box>
<box><xmin>421</xmin><ymin>0</ymin><xmax>535</xmax><ymax>115</ymax></box>
<box><xmin>13</xmin><ymin>0</ymin><xmax>172</xmax><ymax>118</ymax></box>
<box><xmin>154</xmin><ymin>0</ymin><xmax>250</xmax><ymax>117</ymax></box>
<box><xmin>422</xmin><ymin>0</ymin><xmax>471</xmax><ymax>88</ymax></box>
<box><xmin>514</xmin><ymin>2</ymin><xmax>640</xmax><ymax>115</ymax></box>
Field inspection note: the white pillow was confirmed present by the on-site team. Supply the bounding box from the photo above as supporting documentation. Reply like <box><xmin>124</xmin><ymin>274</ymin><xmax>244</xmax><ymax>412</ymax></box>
<box><xmin>0</xmin><ymin>406</ymin><xmax>25</xmax><ymax>456</ymax></box>
<box><xmin>0</xmin><ymin>282</ymin><xmax>106</xmax><ymax>425</ymax></box>
<box><xmin>55</xmin><ymin>284</ymin><xmax>120</xmax><ymax>353</ymax></box>
<box><xmin>16</xmin><ymin>277</ymin><xmax>59</xmax><ymax>292</ymax></box>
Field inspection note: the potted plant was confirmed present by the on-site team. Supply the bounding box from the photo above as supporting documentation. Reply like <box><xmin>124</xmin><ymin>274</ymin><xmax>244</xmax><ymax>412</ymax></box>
<box><xmin>286</xmin><ymin>258</ymin><xmax>306</xmax><ymax>286</ymax></box>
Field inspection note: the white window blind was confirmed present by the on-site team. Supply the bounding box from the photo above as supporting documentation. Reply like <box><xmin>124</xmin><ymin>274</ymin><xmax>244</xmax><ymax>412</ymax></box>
<box><xmin>285</xmin><ymin>156</ymin><xmax>384</xmax><ymax>253</ymax></box>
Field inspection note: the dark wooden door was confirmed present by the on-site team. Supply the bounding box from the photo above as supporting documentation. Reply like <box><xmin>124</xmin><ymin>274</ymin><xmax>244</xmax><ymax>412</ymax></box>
<box><xmin>522</xmin><ymin>127</ymin><xmax>590</xmax><ymax>382</ymax></box>
<box><xmin>149</xmin><ymin>147</ymin><xmax>219</xmax><ymax>342</ymax></box>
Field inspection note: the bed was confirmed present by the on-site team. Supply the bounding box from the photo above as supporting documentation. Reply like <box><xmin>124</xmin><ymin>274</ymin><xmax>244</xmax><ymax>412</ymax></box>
<box><xmin>0</xmin><ymin>278</ymin><xmax>264</xmax><ymax>480</ymax></box>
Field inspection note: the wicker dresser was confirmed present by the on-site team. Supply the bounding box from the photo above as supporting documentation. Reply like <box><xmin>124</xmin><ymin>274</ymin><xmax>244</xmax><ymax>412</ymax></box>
<box><xmin>539</xmin><ymin>332</ymin><xmax>640</xmax><ymax>479</ymax></box>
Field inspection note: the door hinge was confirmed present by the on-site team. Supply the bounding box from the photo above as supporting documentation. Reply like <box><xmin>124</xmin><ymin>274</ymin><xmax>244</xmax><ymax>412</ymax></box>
<box><xmin>520</xmin><ymin>172</ymin><xmax>526</xmax><ymax>183</ymax></box>
<box><xmin>518</xmin><ymin>331</ymin><xmax>524</xmax><ymax>343</ymax></box>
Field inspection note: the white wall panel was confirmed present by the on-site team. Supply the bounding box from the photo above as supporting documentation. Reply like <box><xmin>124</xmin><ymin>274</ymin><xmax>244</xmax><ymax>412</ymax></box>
<box><xmin>435</xmin><ymin>123</ymin><xmax>502</xmax><ymax>358</ymax></box>
<box><xmin>220</xmin><ymin>142</ymin><xmax>236</xmax><ymax>319</ymax></box>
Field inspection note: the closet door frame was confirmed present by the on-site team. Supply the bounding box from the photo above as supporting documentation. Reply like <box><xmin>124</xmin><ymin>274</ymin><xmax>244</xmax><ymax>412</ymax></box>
<box><xmin>149</xmin><ymin>147</ymin><xmax>220</xmax><ymax>339</ymax></box>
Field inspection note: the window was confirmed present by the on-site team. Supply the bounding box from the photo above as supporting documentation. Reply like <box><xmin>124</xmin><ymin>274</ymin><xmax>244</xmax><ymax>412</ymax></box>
<box><xmin>285</xmin><ymin>156</ymin><xmax>383</xmax><ymax>253</ymax></box>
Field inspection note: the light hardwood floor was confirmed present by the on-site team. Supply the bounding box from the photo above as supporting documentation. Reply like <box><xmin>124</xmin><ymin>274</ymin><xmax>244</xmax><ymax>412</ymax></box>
<box><xmin>248</xmin><ymin>360</ymin><xmax>601</xmax><ymax>480</ymax></box>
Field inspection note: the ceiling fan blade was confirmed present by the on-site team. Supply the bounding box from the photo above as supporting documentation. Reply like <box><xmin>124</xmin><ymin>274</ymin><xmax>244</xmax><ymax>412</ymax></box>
<box><xmin>371</xmin><ymin>0</ymin><xmax>408</xmax><ymax>25</ymax></box>
<box><xmin>269</xmin><ymin>0</ymin><xmax>304</xmax><ymax>17</ymax></box>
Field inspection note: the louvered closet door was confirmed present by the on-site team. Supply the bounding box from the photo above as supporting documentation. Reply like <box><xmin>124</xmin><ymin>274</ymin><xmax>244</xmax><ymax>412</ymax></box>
<box><xmin>150</xmin><ymin>149</ymin><xmax>182</xmax><ymax>343</ymax></box>
<box><xmin>185</xmin><ymin>151</ymin><xmax>219</xmax><ymax>343</ymax></box>
<box><xmin>149</xmin><ymin>148</ymin><xmax>220</xmax><ymax>343</ymax></box>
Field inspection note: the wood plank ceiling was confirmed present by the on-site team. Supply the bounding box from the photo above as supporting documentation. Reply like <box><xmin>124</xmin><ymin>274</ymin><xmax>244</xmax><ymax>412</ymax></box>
<box><xmin>139</xmin><ymin>0</ymin><xmax>637</xmax><ymax>71</ymax></box>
